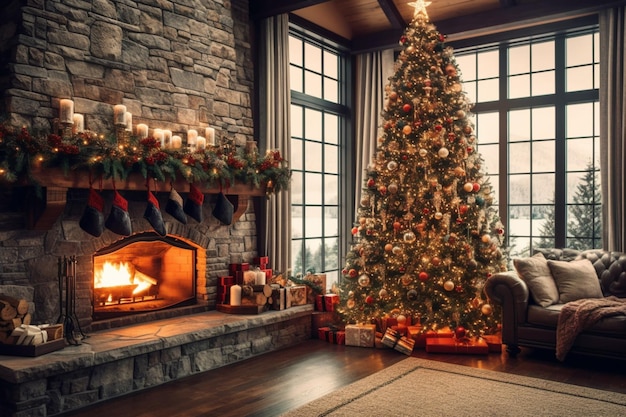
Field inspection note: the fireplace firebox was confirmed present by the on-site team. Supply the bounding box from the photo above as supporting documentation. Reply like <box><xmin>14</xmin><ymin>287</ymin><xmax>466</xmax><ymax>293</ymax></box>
<box><xmin>92</xmin><ymin>232</ymin><xmax>197</xmax><ymax>321</ymax></box>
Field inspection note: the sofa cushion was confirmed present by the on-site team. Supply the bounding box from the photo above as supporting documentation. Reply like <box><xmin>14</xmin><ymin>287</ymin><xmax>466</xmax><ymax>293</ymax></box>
<box><xmin>547</xmin><ymin>259</ymin><xmax>603</xmax><ymax>303</ymax></box>
<box><xmin>514</xmin><ymin>253</ymin><xmax>559</xmax><ymax>307</ymax></box>
<box><xmin>527</xmin><ymin>304</ymin><xmax>626</xmax><ymax>335</ymax></box>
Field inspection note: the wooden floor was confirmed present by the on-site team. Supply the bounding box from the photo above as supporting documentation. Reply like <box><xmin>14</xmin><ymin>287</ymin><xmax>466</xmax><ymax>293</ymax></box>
<box><xmin>61</xmin><ymin>339</ymin><xmax>626</xmax><ymax>417</ymax></box>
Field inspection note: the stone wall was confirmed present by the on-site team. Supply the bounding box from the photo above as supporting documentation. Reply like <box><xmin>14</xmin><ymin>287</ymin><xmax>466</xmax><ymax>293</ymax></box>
<box><xmin>0</xmin><ymin>0</ymin><xmax>253</xmax><ymax>146</ymax></box>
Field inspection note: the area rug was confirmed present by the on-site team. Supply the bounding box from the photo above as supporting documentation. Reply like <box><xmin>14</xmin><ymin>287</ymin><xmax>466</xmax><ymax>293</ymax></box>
<box><xmin>280</xmin><ymin>357</ymin><xmax>626</xmax><ymax>416</ymax></box>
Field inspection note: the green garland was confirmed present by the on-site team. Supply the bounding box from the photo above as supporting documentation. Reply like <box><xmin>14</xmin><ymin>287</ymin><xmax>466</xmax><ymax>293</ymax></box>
<box><xmin>0</xmin><ymin>122</ymin><xmax>290</xmax><ymax>195</ymax></box>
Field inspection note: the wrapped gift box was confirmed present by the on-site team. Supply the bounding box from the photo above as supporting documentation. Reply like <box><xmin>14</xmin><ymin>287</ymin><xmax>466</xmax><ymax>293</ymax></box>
<box><xmin>318</xmin><ymin>326</ymin><xmax>345</xmax><ymax>344</ymax></box>
<box><xmin>315</xmin><ymin>294</ymin><xmax>339</xmax><ymax>311</ymax></box>
<box><xmin>254</xmin><ymin>256</ymin><xmax>269</xmax><ymax>269</ymax></box>
<box><xmin>413</xmin><ymin>328</ymin><xmax>454</xmax><ymax>348</ymax></box>
<box><xmin>286</xmin><ymin>285</ymin><xmax>307</xmax><ymax>307</ymax></box>
<box><xmin>481</xmin><ymin>334</ymin><xmax>502</xmax><ymax>353</ymax></box>
<box><xmin>305</xmin><ymin>273</ymin><xmax>327</xmax><ymax>304</ymax></box>
<box><xmin>381</xmin><ymin>328</ymin><xmax>415</xmax><ymax>355</ymax></box>
<box><xmin>425</xmin><ymin>337</ymin><xmax>489</xmax><ymax>354</ymax></box>
<box><xmin>269</xmin><ymin>286</ymin><xmax>286</xmax><ymax>311</ymax></box>
<box><xmin>345</xmin><ymin>324</ymin><xmax>376</xmax><ymax>347</ymax></box>
<box><xmin>311</xmin><ymin>311</ymin><xmax>339</xmax><ymax>338</ymax></box>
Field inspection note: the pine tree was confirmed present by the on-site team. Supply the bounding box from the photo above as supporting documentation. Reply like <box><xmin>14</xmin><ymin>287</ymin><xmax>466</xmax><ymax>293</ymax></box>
<box><xmin>338</xmin><ymin>0</ymin><xmax>507</xmax><ymax>337</ymax></box>
<box><xmin>567</xmin><ymin>162</ymin><xmax>602</xmax><ymax>250</ymax></box>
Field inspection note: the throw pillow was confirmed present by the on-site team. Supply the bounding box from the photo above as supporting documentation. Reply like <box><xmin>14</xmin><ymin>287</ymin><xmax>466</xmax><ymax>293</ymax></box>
<box><xmin>547</xmin><ymin>258</ymin><xmax>603</xmax><ymax>303</ymax></box>
<box><xmin>514</xmin><ymin>253</ymin><xmax>559</xmax><ymax>307</ymax></box>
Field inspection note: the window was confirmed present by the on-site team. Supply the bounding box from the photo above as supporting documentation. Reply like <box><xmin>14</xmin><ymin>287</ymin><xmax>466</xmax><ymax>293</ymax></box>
<box><xmin>289</xmin><ymin>28</ymin><xmax>350</xmax><ymax>287</ymax></box>
<box><xmin>454</xmin><ymin>21</ymin><xmax>601</xmax><ymax>257</ymax></box>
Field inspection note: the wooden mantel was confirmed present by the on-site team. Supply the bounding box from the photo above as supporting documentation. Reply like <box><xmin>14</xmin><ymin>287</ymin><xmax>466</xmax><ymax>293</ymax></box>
<box><xmin>25</xmin><ymin>167</ymin><xmax>266</xmax><ymax>230</ymax></box>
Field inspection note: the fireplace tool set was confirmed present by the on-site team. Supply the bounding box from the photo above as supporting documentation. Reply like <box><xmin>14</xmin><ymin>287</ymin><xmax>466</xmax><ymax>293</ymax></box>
<box><xmin>57</xmin><ymin>255</ymin><xmax>87</xmax><ymax>345</ymax></box>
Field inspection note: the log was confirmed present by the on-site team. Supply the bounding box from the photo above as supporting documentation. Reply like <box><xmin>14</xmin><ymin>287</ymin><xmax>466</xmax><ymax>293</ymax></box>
<box><xmin>0</xmin><ymin>300</ymin><xmax>17</xmax><ymax>321</ymax></box>
<box><xmin>0</xmin><ymin>295</ymin><xmax>29</xmax><ymax>316</ymax></box>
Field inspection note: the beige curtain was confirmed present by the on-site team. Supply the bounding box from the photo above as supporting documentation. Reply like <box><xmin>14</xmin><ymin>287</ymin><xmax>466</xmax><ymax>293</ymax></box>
<box><xmin>353</xmin><ymin>49</ymin><xmax>395</xmax><ymax>218</ymax></box>
<box><xmin>599</xmin><ymin>6</ymin><xmax>626</xmax><ymax>251</ymax></box>
<box><xmin>258</xmin><ymin>14</ymin><xmax>292</xmax><ymax>274</ymax></box>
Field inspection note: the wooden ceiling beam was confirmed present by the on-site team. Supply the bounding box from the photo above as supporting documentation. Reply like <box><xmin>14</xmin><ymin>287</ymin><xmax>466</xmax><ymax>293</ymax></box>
<box><xmin>250</xmin><ymin>0</ymin><xmax>330</xmax><ymax>21</ymax></box>
<box><xmin>378</xmin><ymin>0</ymin><xmax>405</xmax><ymax>29</ymax></box>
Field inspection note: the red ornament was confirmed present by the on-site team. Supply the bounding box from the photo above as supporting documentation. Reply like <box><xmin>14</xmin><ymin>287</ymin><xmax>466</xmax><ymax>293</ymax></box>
<box><xmin>379</xmin><ymin>185</ymin><xmax>387</xmax><ymax>195</ymax></box>
<box><xmin>365</xmin><ymin>295</ymin><xmax>375</xmax><ymax>304</ymax></box>
<box><xmin>459</xmin><ymin>204</ymin><xmax>468</xmax><ymax>215</ymax></box>
<box><xmin>448</xmin><ymin>132</ymin><xmax>456</xmax><ymax>141</ymax></box>
<box><xmin>367</xmin><ymin>178</ymin><xmax>375</xmax><ymax>188</ymax></box>
<box><xmin>349</xmin><ymin>269</ymin><xmax>358</xmax><ymax>278</ymax></box>
<box><xmin>418</xmin><ymin>271</ymin><xmax>429</xmax><ymax>282</ymax></box>
<box><xmin>393</xmin><ymin>221</ymin><xmax>402</xmax><ymax>231</ymax></box>
<box><xmin>402</xmin><ymin>103</ymin><xmax>412</xmax><ymax>113</ymax></box>
<box><xmin>434</xmin><ymin>124</ymin><xmax>443</xmax><ymax>131</ymax></box>
<box><xmin>351</xmin><ymin>227</ymin><xmax>358</xmax><ymax>235</ymax></box>
<box><xmin>472</xmin><ymin>182</ymin><xmax>481</xmax><ymax>192</ymax></box>
<box><xmin>455</xmin><ymin>326</ymin><xmax>466</xmax><ymax>339</ymax></box>
<box><xmin>466</xmin><ymin>146</ymin><xmax>474</xmax><ymax>154</ymax></box>
<box><xmin>439</xmin><ymin>34</ymin><xmax>445</xmax><ymax>42</ymax></box>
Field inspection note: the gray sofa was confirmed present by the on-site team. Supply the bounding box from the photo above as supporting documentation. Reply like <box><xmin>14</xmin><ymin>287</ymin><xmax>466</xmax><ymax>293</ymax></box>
<box><xmin>484</xmin><ymin>248</ymin><xmax>626</xmax><ymax>361</ymax></box>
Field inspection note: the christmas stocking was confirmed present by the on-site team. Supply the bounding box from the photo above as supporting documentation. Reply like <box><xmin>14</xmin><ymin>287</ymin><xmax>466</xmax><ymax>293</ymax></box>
<box><xmin>144</xmin><ymin>190</ymin><xmax>166</xmax><ymax>236</ymax></box>
<box><xmin>183</xmin><ymin>183</ymin><xmax>204</xmax><ymax>223</ymax></box>
<box><xmin>165</xmin><ymin>188</ymin><xmax>187</xmax><ymax>224</ymax></box>
<box><xmin>105</xmin><ymin>190</ymin><xmax>132</xmax><ymax>236</ymax></box>
<box><xmin>79</xmin><ymin>188</ymin><xmax>105</xmax><ymax>237</ymax></box>
<box><xmin>212</xmin><ymin>192</ymin><xmax>234</xmax><ymax>225</ymax></box>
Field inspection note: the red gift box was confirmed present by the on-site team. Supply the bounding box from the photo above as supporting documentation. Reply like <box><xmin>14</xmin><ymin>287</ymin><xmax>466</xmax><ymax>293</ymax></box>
<box><xmin>425</xmin><ymin>337</ymin><xmax>489</xmax><ymax>354</ymax></box>
<box><xmin>312</xmin><ymin>312</ymin><xmax>339</xmax><ymax>338</ymax></box>
<box><xmin>318</xmin><ymin>326</ymin><xmax>345</xmax><ymax>344</ymax></box>
<box><xmin>220</xmin><ymin>276</ymin><xmax>234</xmax><ymax>286</ymax></box>
<box><xmin>481</xmin><ymin>334</ymin><xmax>502</xmax><ymax>353</ymax></box>
<box><xmin>254</xmin><ymin>256</ymin><xmax>269</xmax><ymax>269</ymax></box>
<box><xmin>315</xmin><ymin>294</ymin><xmax>339</xmax><ymax>311</ymax></box>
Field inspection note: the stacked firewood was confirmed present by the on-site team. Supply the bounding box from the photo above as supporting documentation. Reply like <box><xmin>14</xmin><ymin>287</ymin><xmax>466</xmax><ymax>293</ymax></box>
<box><xmin>0</xmin><ymin>294</ymin><xmax>63</xmax><ymax>345</ymax></box>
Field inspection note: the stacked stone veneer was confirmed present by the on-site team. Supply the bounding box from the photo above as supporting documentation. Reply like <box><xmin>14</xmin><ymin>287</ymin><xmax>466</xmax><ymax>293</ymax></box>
<box><xmin>0</xmin><ymin>0</ymin><xmax>253</xmax><ymax>143</ymax></box>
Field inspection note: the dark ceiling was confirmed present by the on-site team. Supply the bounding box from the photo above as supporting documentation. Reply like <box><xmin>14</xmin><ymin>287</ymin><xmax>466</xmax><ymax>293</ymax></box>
<box><xmin>249</xmin><ymin>0</ymin><xmax>623</xmax><ymax>52</ymax></box>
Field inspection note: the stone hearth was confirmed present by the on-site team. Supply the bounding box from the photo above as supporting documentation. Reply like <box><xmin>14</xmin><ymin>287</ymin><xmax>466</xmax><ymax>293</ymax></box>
<box><xmin>0</xmin><ymin>305</ymin><xmax>313</xmax><ymax>417</ymax></box>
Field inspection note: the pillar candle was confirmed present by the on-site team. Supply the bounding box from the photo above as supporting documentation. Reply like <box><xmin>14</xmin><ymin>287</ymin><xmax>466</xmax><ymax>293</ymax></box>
<box><xmin>72</xmin><ymin>114</ymin><xmax>84</xmax><ymax>133</ymax></box>
<box><xmin>153</xmin><ymin>128</ymin><xmax>164</xmax><ymax>147</ymax></box>
<box><xmin>230</xmin><ymin>284</ymin><xmax>242</xmax><ymax>306</ymax></box>
<box><xmin>196</xmin><ymin>136</ymin><xmax>206</xmax><ymax>150</ymax></box>
<box><xmin>171</xmin><ymin>135</ymin><xmax>182</xmax><ymax>149</ymax></box>
<box><xmin>163</xmin><ymin>130</ymin><xmax>172</xmax><ymax>147</ymax></box>
<box><xmin>136</xmin><ymin>123</ymin><xmax>149</xmax><ymax>139</ymax></box>
<box><xmin>114</xmin><ymin>104</ymin><xmax>126</xmax><ymax>125</ymax></box>
<box><xmin>205</xmin><ymin>127</ymin><xmax>216</xmax><ymax>146</ymax></box>
<box><xmin>255</xmin><ymin>269</ymin><xmax>266</xmax><ymax>285</ymax></box>
<box><xmin>59</xmin><ymin>99</ymin><xmax>74</xmax><ymax>124</ymax></box>
<box><xmin>124</xmin><ymin>112</ymin><xmax>132</xmax><ymax>132</ymax></box>
<box><xmin>187</xmin><ymin>129</ymin><xmax>198</xmax><ymax>148</ymax></box>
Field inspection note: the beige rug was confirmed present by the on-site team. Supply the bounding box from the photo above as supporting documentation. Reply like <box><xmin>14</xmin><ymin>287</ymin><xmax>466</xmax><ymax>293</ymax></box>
<box><xmin>280</xmin><ymin>357</ymin><xmax>626</xmax><ymax>417</ymax></box>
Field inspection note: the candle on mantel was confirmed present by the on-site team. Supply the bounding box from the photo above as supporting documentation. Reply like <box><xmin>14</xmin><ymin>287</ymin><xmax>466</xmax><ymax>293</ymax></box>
<box><xmin>136</xmin><ymin>123</ymin><xmax>149</xmax><ymax>139</ymax></box>
<box><xmin>255</xmin><ymin>268</ymin><xmax>266</xmax><ymax>285</ymax></box>
<box><xmin>153</xmin><ymin>128</ymin><xmax>164</xmax><ymax>147</ymax></box>
<box><xmin>196</xmin><ymin>136</ymin><xmax>206</xmax><ymax>150</ymax></box>
<box><xmin>171</xmin><ymin>135</ymin><xmax>182</xmax><ymax>149</ymax></box>
<box><xmin>205</xmin><ymin>127</ymin><xmax>216</xmax><ymax>146</ymax></box>
<box><xmin>72</xmin><ymin>114</ymin><xmax>84</xmax><ymax>133</ymax></box>
<box><xmin>124</xmin><ymin>112</ymin><xmax>132</xmax><ymax>132</ymax></box>
<box><xmin>163</xmin><ymin>130</ymin><xmax>172</xmax><ymax>147</ymax></box>
<box><xmin>59</xmin><ymin>99</ymin><xmax>74</xmax><ymax>124</ymax></box>
<box><xmin>230</xmin><ymin>284</ymin><xmax>242</xmax><ymax>306</ymax></box>
<box><xmin>114</xmin><ymin>104</ymin><xmax>126</xmax><ymax>125</ymax></box>
<box><xmin>187</xmin><ymin>129</ymin><xmax>198</xmax><ymax>149</ymax></box>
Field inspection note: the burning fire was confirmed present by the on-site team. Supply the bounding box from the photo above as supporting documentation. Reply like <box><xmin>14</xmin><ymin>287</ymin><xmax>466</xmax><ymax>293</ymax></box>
<box><xmin>94</xmin><ymin>261</ymin><xmax>154</xmax><ymax>294</ymax></box>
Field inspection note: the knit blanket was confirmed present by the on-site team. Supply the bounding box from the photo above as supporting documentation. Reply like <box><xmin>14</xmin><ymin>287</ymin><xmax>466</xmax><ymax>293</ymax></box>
<box><xmin>556</xmin><ymin>296</ymin><xmax>626</xmax><ymax>361</ymax></box>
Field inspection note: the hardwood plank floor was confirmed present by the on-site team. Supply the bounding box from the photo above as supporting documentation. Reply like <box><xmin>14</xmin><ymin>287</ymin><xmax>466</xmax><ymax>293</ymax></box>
<box><xmin>60</xmin><ymin>339</ymin><xmax>626</xmax><ymax>417</ymax></box>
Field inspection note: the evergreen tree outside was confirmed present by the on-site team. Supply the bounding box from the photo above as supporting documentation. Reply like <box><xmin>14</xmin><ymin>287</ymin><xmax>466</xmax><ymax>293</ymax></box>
<box><xmin>567</xmin><ymin>162</ymin><xmax>602</xmax><ymax>250</ymax></box>
<box><xmin>338</xmin><ymin>0</ymin><xmax>507</xmax><ymax>337</ymax></box>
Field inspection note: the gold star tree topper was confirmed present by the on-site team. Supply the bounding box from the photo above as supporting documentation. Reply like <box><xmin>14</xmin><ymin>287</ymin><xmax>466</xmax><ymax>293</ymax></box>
<box><xmin>408</xmin><ymin>0</ymin><xmax>432</xmax><ymax>18</ymax></box>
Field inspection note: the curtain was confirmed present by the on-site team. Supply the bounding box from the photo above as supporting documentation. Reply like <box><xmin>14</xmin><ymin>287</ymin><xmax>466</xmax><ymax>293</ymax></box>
<box><xmin>257</xmin><ymin>14</ymin><xmax>292</xmax><ymax>274</ymax></box>
<box><xmin>353</xmin><ymin>49</ymin><xmax>395</xmax><ymax>218</ymax></box>
<box><xmin>599</xmin><ymin>6</ymin><xmax>626</xmax><ymax>251</ymax></box>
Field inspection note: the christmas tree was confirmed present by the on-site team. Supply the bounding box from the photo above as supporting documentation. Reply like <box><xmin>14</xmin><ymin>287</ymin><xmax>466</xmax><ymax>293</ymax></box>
<box><xmin>339</xmin><ymin>0</ymin><xmax>507</xmax><ymax>338</ymax></box>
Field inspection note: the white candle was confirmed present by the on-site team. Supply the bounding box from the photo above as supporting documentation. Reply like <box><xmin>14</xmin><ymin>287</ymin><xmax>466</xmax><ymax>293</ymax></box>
<box><xmin>230</xmin><ymin>284</ymin><xmax>242</xmax><ymax>306</ymax></box>
<box><xmin>137</xmin><ymin>123</ymin><xmax>149</xmax><ymax>139</ymax></box>
<box><xmin>153</xmin><ymin>128</ymin><xmax>164</xmax><ymax>147</ymax></box>
<box><xmin>72</xmin><ymin>114</ymin><xmax>84</xmax><ymax>133</ymax></box>
<box><xmin>163</xmin><ymin>130</ymin><xmax>172</xmax><ymax>147</ymax></box>
<box><xmin>187</xmin><ymin>129</ymin><xmax>198</xmax><ymax>149</ymax></box>
<box><xmin>255</xmin><ymin>269</ymin><xmax>266</xmax><ymax>285</ymax></box>
<box><xmin>124</xmin><ymin>112</ymin><xmax>132</xmax><ymax>132</ymax></box>
<box><xmin>114</xmin><ymin>104</ymin><xmax>126</xmax><ymax>125</ymax></box>
<box><xmin>59</xmin><ymin>99</ymin><xmax>74</xmax><ymax>124</ymax></box>
<box><xmin>205</xmin><ymin>127</ymin><xmax>216</xmax><ymax>146</ymax></box>
<box><xmin>196</xmin><ymin>136</ymin><xmax>206</xmax><ymax>150</ymax></box>
<box><xmin>171</xmin><ymin>135</ymin><xmax>182</xmax><ymax>149</ymax></box>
